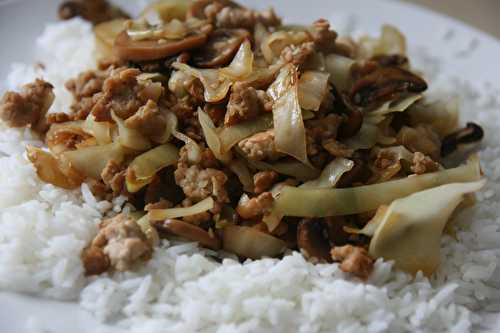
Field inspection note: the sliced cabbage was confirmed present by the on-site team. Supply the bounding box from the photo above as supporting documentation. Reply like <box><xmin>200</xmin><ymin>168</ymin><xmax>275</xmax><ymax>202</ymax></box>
<box><xmin>219</xmin><ymin>114</ymin><xmax>274</xmax><ymax>153</ymax></box>
<box><xmin>111</xmin><ymin>111</ymin><xmax>151</xmax><ymax>151</ymax></box>
<box><xmin>62</xmin><ymin>142</ymin><xmax>126</xmax><ymax>180</ymax></box>
<box><xmin>298</xmin><ymin>71</ymin><xmax>330</xmax><ymax>111</ymax></box>
<box><xmin>268</xmin><ymin>64</ymin><xmax>310</xmax><ymax>165</ymax></box>
<box><xmin>407</xmin><ymin>97</ymin><xmax>460</xmax><ymax>137</ymax></box>
<box><xmin>135</xmin><ymin>214</ymin><xmax>160</xmax><ymax>246</ymax></box>
<box><xmin>148</xmin><ymin>197</ymin><xmax>214</xmax><ymax>221</ymax></box>
<box><xmin>94</xmin><ymin>19</ymin><xmax>127</xmax><ymax>59</ymax></box>
<box><xmin>140</xmin><ymin>0</ymin><xmax>192</xmax><ymax>24</ymax></box>
<box><xmin>83</xmin><ymin>114</ymin><xmax>113</xmax><ymax>145</ymax></box>
<box><xmin>198</xmin><ymin>109</ymin><xmax>232</xmax><ymax>163</ymax></box>
<box><xmin>26</xmin><ymin>146</ymin><xmax>84</xmax><ymax>189</ymax></box>
<box><xmin>45</xmin><ymin>121</ymin><xmax>89</xmax><ymax>155</ymax></box>
<box><xmin>172</xmin><ymin>62</ymin><xmax>232</xmax><ymax>103</ymax></box>
<box><xmin>163</xmin><ymin>111</ymin><xmax>202</xmax><ymax>164</ymax></box>
<box><xmin>222</xmin><ymin>225</ymin><xmax>286</xmax><ymax>259</ymax></box>
<box><xmin>368</xmin><ymin>180</ymin><xmax>485</xmax><ymax>276</ymax></box>
<box><xmin>220</xmin><ymin>39</ymin><xmax>254</xmax><ymax>81</ymax></box>
<box><xmin>242</xmin><ymin>154</ymin><xmax>320</xmax><ymax>181</ymax></box>
<box><xmin>229</xmin><ymin>159</ymin><xmax>254</xmax><ymax>192</ymax></box>
<box><xmin>301</xmin><ymin>158</ymin><xmax>354</xmax><ymax>189</ymax></box>
<box><xmin>269</xmin><ymin>156</ymin><xmax>481</xmax><ymax>218</ymax></box>
<box><xmin>126</xmin><ymin>144</ymin><xmax>179</xmax><ymax>193</ymax></box>
<box><xmin>367</xmin><ymin>94</ymin><xmax>422</xmax><ymax>120</ymax></box>
<box><xmin>358</xmin><ymin>25</ymin><xmax>406</xmax><ymax>59</ymax></box>
<box><xmin>324</xmin><ymin>53</ymin><xmax>355</xmax><ymax>91</ymax></box>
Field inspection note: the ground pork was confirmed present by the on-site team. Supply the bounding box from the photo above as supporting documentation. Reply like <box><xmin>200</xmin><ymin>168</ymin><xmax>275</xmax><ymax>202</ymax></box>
<box><xmin>124</xmin><ymin>100</ymin><xmax>167</xmax><ymax>143</ymax></box>
<box><xmin>82</xmin><ymin>214</ymin><xmax>152</xmax><ymax>275</ymax></box>
<box><xmin>65</xmin><ymin>69</ymin><xmax>108</xmax><ymax>100</ymax></box>
<box><xmin>411</xmin><ymin>151</ymin><xmax>440</xmax><ymax>174</ymax></box>
<box><xmin>214</xmin><ymin>5</ymin><xmax>280</xmax><ymax>29</ymax></box>
<box><xmin>253</xmin><ymin>170</ymin><xmax>278</xmax><ymax>194</ymax></box>
<box><xmin>236</xmin><ymin>192</ymin><xmax>274</xmax><ymax>219</ymax></box>
<box><xmin>225</xmin><ymin>86</ymin><xmax>271</xmax><ymax>126</ymax></box>
<box><xmin>310</xmin><ymin>19</ymin><xmax>338</xmax><ymax>53</ymax></box>
<box><xmin>238</xmin><ymin>129</ymin><xmax>284</xmax><ymax>161</ymax></box>
<box><xmin>91</xmin><ymin>68</ymin><xmax>163</xmax><ymax>121</ymax></box>
<box><xmin>331</xmin><ymin>245</ymin><xmax>374</xmax><ymax>279</ymax></box>
<box><xmin>0</xmin><ymin>79</ymin><xmax>54</xmax><ymax>133</ymax></box>
<box><xmin>101</xmin><ymin>160</ymin><xmax>127</xmax><ymax>196</ymax></box>
<box><xmin>174</xmin><ymin>147</ymin><xmax>229</xmax><ymax>204</ymax></box>
<box><xmin>280</xmin><ymin>42</ymin><xmax>316</xmax><ymax>67</ymax></box>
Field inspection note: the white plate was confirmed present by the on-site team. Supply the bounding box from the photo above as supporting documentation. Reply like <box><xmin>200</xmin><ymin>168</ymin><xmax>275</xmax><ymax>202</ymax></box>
<box><xmin>0</xmin><ymin>0</ymin><xmax>499</xmax><ymax>332</ymax></box>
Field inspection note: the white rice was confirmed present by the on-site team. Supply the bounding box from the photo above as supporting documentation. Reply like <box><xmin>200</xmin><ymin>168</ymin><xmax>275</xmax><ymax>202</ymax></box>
<box><xmin>0</xmin><ymin>17</ymin><xmax>499</xmax><ymax>333</ymax></box>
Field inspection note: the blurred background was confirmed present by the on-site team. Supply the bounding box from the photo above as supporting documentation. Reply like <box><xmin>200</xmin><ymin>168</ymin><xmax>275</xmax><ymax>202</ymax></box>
<box><xmin>401</xmin><ymin>0</ymin><xmax>500</xmax><ymax>39</ymax></box>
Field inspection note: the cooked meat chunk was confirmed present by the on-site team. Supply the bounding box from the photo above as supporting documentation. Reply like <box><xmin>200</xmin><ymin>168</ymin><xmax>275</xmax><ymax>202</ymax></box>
<box><xmin>124</xmin><ymin>100</ymin><xmax>167</xmax><ymax>143</ymax></box>
<box><xmin>331</xmin><ymin>245</ymin><xmax>374</xmax><ymax>279</ymax></box>
<box><xmin>175</xmin><ymin>165</ymin><xmax>229</xmax><ymax>203</ymax></box>
<box><xmin>174</xmin><ymin>147</ymin><xmax>229</xmax><ymax>204</ymax></box>
<box><xmin>397</xmin><ymin>125</ymin><xmax>441</xmax><ymax>160</ymax></box>
<box><xmin>238</xmin><ymin>129</ymin><xmax>284</xmax><ymax>161</ymax></box>
<box><xmin>82</xmin><ymin>214</ymin><xmax>152</xmax><ymax>275</ymax></box>
<box><xmin>236</xmin><ymin>192</ymin><xmax>274</xmax><ymax>219</ymax></box>
<box><xmin>91</xmin><ymin>68</ymin><xmax>163</xmax><ymax>121</ymax></box>
<box><xmin>322</xmin><ymin>139</ymin><xmax>354</xmax><ymax>158</ymax></box>
<box><xmin>58</xmin><ymin>0</ymin><xmax>129</xmax><ymax>25</ymax></box>
<box><xmin>253</xmin><ymin>170</ymin><xmax>278</xmax><ymax>194</ymax></box>
<box><xmin>215</xmin><ymin>5</ymin><xmax>280</xmax><ymax>29</ymax></box>
<box><xmin>280</xmin><ymin>42</ymin><xmax>315</xmax><ymax>66</ymax></box>
<box><xmin>65</xmin><ymin>69</ymin><xmax>107</xmax><ymax>100</ymax></box>
<box><xmin>0</xmin><ymin>79</ymin><xmax>54</xmax><ymax>133</ymax></box>
<box><xmin>411</xmin><ymin>152</ymin><xmax>440</xmax><ymax>175</ymax></box>
<box><xmin>225</xmin><ymin>87</ymin><xmax>271</xmax><ymax>126</ymax></box>
<box><xmin>310</xmin><ymin>19</ymin><xmax>338</xmax><ymax>53</ymax></box>
<box><xmin>46</xmin><ymin>112</ymin><xmax>73</xmax><ymax>124</ymax></box>
<box><xmin>101</xmin><ymin>160</ymin><xmax>126</xmax><ymax>195</ymax></box>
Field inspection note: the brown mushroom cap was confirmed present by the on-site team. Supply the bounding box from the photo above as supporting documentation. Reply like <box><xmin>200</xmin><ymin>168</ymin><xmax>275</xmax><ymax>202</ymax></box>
<box><xmin>154</xmin><ymin>218</ymin><xmax>221</xmax><ymax>250</ymax></box>
<box><xmin>114</xmin><ymin>30</ymin><xmax>209</xmax><ymax>62</ymax></box>
<box><xmin>297</xmin><ymin>219</ymin><xmax>332</xmax><ymax>263</ymax></box>
<box><xmin>441</xmin><ymin>122</ymin><xmax>484</xmax><ymax>157</ymax></box>
<box><xmin>350</xmin><ymin>67</ymin><xmax>427</xmax><ymax>108</ymax></box>
<box><xmin>191</xmin><ymin>29</ymin><xmax>251</xmax><ymax>68</ymax></box>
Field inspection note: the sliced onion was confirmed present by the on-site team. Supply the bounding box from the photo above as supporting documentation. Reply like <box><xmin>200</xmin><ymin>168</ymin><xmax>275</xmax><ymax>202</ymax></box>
<box><xmin>220</xmin><ymin>39</ymin><xmax>254</xmax><ymax>81</ymax></box>
<box><xmin>268</xmin><ymin>64</ymin><xmax>310</xmax><ymax>165</ymax></box>
<box><xmin>229</xmin><ymin>159</ymin><xmax>254</xmax><ymax>192</ymax></box>
<box><xmin>367</xmin><ymin>94</ymin><xmax>422</xmax><ymax>119</ymax></box>
<box><xmin>358</xmin><ymin>25</ymin><xmax>406</xmax><ymax>59</ymax></box>
<box><xmin>126</xmin><ymin>144</ymin><xmax>179</xmax><ymax>193</ymax></box>
<box><xmin>172</xmin><ymin>62</ymin><xmax>232</xmax><ymax>103</ymax></box>
<box><xmin>298</xmin><ymin>71</ymin><xmax>330</xmax><ymax>111</ymax></box>
<box><xmin>198</xmin><ymin>109</ymin><xmax>232</xmax><ymax>163</ymax></box>
<box><xmin>45</xmin><ymin>121</ymin><xmax>89</xmax><ymax>155</ymax></box>
<box><xmin>219</xmin><ymin>114</ymin><xmax>274</xmax><ymax>153</ymax></box>
<box><xmin>83</xmin><ymin>114</ymin><xmax>113</xmax><ymax>145</ymax></box>
<box><xmin>62</xmin><ymin>142</ymin><xmax>126</xmax><ymax>180</ymax></box>
<box><xmin>301</xmin><ymin>158</ymin><xmax>354</xmax><ymax>188</ymax></box>
<box><xmin>26</xmin><ymin>146</ymin><xmax>84</xmax><ymax>189</ymax></box>
<box><xmin>111</xmin><ymin>111</ymin><xmax>151</xmax><ymax>151</ymax></box>
<box><xmin>369</xmin><ymin>180</ymin><xmax>485</xmax><ymax>276</ymax></box>
<box><xmin>222</xmin><ymin>225</ymin><xmax>286</xmax><ymax>259</ymax></box>
<box><xmin>407</xmin><ymin>97</ymin><xmax>460</xmax><ymax>137</ymax></box>
<box><xmin>166</xmin><ymin>112</ymin><xmax>202</xmax><ymax>164</ymax></box>
<box><xmin>148</xmin><ymin>197</ymin><xmax>214</xmax><ymax>221</ymax></box>
<box><xmin>270</xmin><ymin>156</ymin><xmax>481</xmax><ymax>218</ymax></box>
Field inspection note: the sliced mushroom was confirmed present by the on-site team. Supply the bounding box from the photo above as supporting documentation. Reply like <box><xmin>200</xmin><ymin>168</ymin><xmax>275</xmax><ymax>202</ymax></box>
<box><xmin>222</xmin><ymin>224</ymin><xmax>286</xmax><ymax>259</ymax></box>
<box><xmin>154</xmin><ymin>218</ymin><xmax>221</xmax><ymax>250</ymax></box>
<box><xmin>114</xmin><ymin>30</ymin><xmax>209</xmax><ymax>62</ymax></box>
<box><xmin>336</xmin><ymin>158</ymin><xmax>371</xmax><ymax>188</ymax></box>
<box><xmin>297</xmin><ymin>219</ymin><xmax>332</xmax><ymax>263</ymax></box>
<box><xmin>59</xmin><ymin>0</ymin><xmax>129</xmax><ymax>25</ymax></box>
<box><xmin>191</xmin><ymin>29</ymin><xmax>251</xmax><ymax>68</ymax></box>
<box><xmin>441</xmin><ymin>122</ymin><xmax>484</xmax><ymax>157</ymax></box>
<box><xmin>350</xmin><ymin>67</ymin><xmax>427</xmax><ymax>108</ymax></box>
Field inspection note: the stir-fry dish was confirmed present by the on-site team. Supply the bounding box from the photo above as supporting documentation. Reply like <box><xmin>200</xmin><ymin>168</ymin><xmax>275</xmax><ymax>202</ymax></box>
<box><xmin>0</xmin><ymin>0</ymin><xmax>485</xmax><ymax>280</ymax></box>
